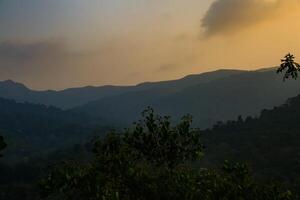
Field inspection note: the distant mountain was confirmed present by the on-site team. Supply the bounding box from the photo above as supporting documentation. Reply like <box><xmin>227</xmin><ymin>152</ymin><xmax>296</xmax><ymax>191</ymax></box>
<box><xmin>202</xmin><ymin>93</ymin><xmax>300</xmax><ymax>191</ymax></box>
<box><xmin>0</xmin><ymin>98</ymin><xmax>98</xmax><ymax>163</ymax></box>
<box><xmin>0</xmin><ymin>69</ymin><xmax>244</xmax><ymax>109</ymax></box>
<box><xmin>74</xmin><ymin>68</ymin><xmax>300</xmax><ymax>128</ymax></box>
<box><xmin>135</xmin><ymin>69</ymin><xmax>245</xmax><ymax>92</ymax></box>
<box><xmin>4</xmin><ymin>67</ymin><xmax>300</xmax><ymax>128</ymax></box>
<box><xmin>0</xmin><ymin>80</ymin><xmax>134</xmax><ymax>109</ymax></box>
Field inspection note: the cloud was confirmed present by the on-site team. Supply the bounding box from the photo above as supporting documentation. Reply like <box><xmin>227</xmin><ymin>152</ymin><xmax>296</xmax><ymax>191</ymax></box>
<box><xmin>0</xmin><ymin>40</ymin><xmax>67</xmax><ymax>64</ymax></box>
<box><xmin>201</xmin><ymin>0</ymin><xmax>299</xmax><ymax>36</ymax></box>
<box><xmin>0</xmin><ymin>40</ymin><xmax>82</xmax><ymax>89</ymax></box>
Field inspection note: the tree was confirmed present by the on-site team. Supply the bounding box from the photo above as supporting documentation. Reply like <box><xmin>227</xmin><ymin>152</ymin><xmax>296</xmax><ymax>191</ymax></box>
<box><xmin>277</xmin><ymin>53</ymin><xmax>300</xmax><ymax>81</ymax></box>
<box><xmin>39</xmin><ymin>108</ymin><xmax>204</xmax><ymax>200</ymax></box>
<box><xmin>0</xmin><ymin>135</ymin><xmax>6</xmax><ymax>157</ymax></box>
<box><xmin>39</xmin><ymin>108</ymin><xmax>298</xmax><ymax>200</ymax></box>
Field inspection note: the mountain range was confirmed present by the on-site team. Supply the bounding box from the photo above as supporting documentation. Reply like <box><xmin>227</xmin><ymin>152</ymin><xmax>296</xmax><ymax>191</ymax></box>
<box><xmin>0</xmin><ymin>69</ymin><xmax>243</xmax><ymax>109</ymax></box>
<box><xmin>74</xmin><ymin>68</ymin><xmax>300</xmax><ymax>128</ymax></box>
<box><xmin>2</xmin><ymin>67</ymin><xmax>300</xmax><ymax>197</ymax></box>
<box><xmin>1</xmin><ymin>67</ymin><xmax>300</xmax><ymax>128</ymax></box>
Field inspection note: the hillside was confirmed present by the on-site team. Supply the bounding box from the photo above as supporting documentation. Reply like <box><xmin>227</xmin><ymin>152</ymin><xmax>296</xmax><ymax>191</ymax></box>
<box><xmin>202</xmin><ymin>94</ymin><xmax>300</xmax><ymax>190</ymax></box>
<box><xmin>74</xmin><ymin>69</ymin><xmax>300</xmax><ymax>128</ymax></box>
<box><xmin>1</xmin><ymin>77</ymin><xmax>300</xmax><ymax>198</ymax></box>
<box><xmin>0</xmin><ymin>98</ymin><xmax>98</xmax><ymax>163</ymax></box>
<box><xmin>0</xmin><ymin>80</ymin><xmax>134</xmax><ymax>109</ymax></box>
<box><xmin>0</xmin><ymin>69</ymin><xmax>243</xmax><ymax>109</ymax></box>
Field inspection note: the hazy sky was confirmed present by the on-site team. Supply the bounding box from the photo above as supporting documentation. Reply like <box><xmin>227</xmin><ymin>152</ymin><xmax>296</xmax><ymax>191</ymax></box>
<box><xmin>0</xmin><ymin>0</ymin><xmax>300</xmax><ymax>90</ymax></box>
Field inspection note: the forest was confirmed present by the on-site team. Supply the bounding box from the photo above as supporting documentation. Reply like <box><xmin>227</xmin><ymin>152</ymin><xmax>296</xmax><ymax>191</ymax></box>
<box><xmin>0</xmin><ymin>54</ymin><xmax>300</xmax><ymax>199</ymax></box>
<box><xmin>2</xmin><ymin>0</ymin><xmax>300</xmax><ymax>199</ymax></box>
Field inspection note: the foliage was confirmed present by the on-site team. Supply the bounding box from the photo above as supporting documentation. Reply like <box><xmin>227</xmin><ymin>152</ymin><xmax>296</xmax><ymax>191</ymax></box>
<box><xmin>39</xmin><ymin>108</ymin><xmax>297</xmax><ymax>200</ymax></box>
<box><xmin>0</xmin><ymin>135</ymin><xmax>6</xmax><ymax>157</ymax></box>
<box><xmin>196</xmin><ymin>161</ymin><xmax>295</xmax><ymax>200</ymax></box>
<box><xmin>204</xmin><ymin>94</ymin><xmax>300</xmax><ymax>192</ymax></box>
<box><xmin>39</xmin><ymin>108</ymin><xmax>203</xmax><ymax>199</ymax></box>
<box><xmin>277</xmin><ymin>53</ymin><xmax>300</xmax><ymax>81</ymax></box>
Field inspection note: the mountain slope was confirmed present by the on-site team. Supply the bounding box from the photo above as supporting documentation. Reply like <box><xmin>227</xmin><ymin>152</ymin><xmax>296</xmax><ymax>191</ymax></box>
<box><xmin>202</xmin><ymin>93</ymin><xmax>300</xmax><ymax>191</ymax></box>
<box><xmin>0</xmin><ymin>98</ymin><xmax>97</xmax><ymax>162</ymax></box>
<box><xmin>74</xmin><ymin>69</ymin><xmax>300</xmax><ymax>128</ymax></box>
<box><xmin>0</xmin><ymin>69</ymin><xmax>244</xmax><ymax>109</ymax></box>
<box><xmin>0</xmin><ymin>80</ymin><xmax>134</xmax><ymax>109</ymax></box>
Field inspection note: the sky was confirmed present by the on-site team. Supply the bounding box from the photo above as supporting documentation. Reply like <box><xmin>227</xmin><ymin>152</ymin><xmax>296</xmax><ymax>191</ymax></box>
<box><xmin>0</xmin><ymin>0</ymin><xmax>300</xmax><ymax>90</ymax></box>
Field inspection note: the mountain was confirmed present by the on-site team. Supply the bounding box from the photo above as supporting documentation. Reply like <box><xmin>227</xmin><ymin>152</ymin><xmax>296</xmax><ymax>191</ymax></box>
<box><xmin>202</xmin><ymin>94</ymin><xmax>300</xmax><ymax>191</ymax></box>
<box><xmin>0</xmin><ymin>69</ymin><xmax>244</xmax><ymax>109</ymax></box>
<box><xmin>0</xmin><ymin>97</ymin><xmax>98</xmax><ymax>163</ymax></box>
<box><xmin>0</xmin><ymin>80</ymin><xmax>133</xmax><ymax>109</ymax></box>
<box><xmin>74</xmin><ymin>69</ymin><xmax>300</xmax><ymax>128</ymax></box>
<box><xmin>3</xmin><ymin>67</ymin><xmax>300</xmax><ymax>128</ymax></box>
<box><xmin>135</xmin><ymin>69</ymin><xmax>245</xmax><ymax>92</ymax></box>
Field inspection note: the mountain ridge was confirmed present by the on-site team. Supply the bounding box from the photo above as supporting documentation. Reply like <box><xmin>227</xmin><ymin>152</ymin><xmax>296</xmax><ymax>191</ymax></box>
<box><xmin>0</xmin><ymin>69</ymin><xmax>246</xmax><ymax>108</ymax></box>
<box><xmin>73</xmin><ymin>68</ymin><xmax>300</xmax><ymax>128</ymax></box>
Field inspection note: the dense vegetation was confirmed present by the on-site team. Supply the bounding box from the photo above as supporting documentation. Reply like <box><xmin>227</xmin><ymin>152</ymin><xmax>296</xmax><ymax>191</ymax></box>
<box><xmin>203</xmin><ymin>93</ymin><xmax>300</xmax><ymax>191</ymax></box>
<box><xmin>39</xmin><ymin>109</ymin><xmax>297</xmax><ymax>200</ymax></box>
<box><xmin>1</xmin><ymin>55</ymin><xmax>300</xmax><ymax>199</ymax></box>
<box><xmin>0</xmin><ymin>98</ymin><xmax>108</xmax><ymax>199</ymax></box>
<box><xmin>2</xmin><ymin>103</ymin><xmax>299</xmax><ymax>199</ymax></box>
<box><xmin>0</xmin><ymin>135</ymin><xmax>6</xmax><ymax>157</ymax></box>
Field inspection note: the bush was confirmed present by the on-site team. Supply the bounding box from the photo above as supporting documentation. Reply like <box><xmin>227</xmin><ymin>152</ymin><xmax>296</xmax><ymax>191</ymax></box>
<box><xmin>39</xmin><ymin>108</ymin><xmax>297</xmax><ymax>200</ymax></box>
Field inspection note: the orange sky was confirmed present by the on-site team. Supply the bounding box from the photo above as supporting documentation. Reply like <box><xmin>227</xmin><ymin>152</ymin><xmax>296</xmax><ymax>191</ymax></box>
<box><xmin>0</xmin><ymin>0</ymin><xmax>299</xmax><ymax>90</ymax></box>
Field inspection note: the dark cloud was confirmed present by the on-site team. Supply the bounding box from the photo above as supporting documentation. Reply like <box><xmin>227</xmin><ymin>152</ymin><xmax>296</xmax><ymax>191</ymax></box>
<box><xmin>0</xmin><ymin>39</ymin><xmax>143</xmax><ymax>90</ymax></box>
<box><xmin>0</xmin><ymin>40</ymin><xmax>78</xmax><ymax>89</ymax></box>
<box><xmin>0</xmin><ymin>40</ymin><xmax>66</xmax><ymax>63</ymax></box>
<box><xmin>201</xmin><ymin>0</ymin><xmax>280</xmax><ymax>36</ymax></box>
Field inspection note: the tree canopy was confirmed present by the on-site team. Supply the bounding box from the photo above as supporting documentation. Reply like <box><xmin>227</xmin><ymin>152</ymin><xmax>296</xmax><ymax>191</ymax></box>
<box><xmin>0</xmin><ymin>135</ymin><xmax>6</xmax><ymax>157</ymax></box>
<box><xmin>277</xmin><ymin>53</ymin><xmax>300</xmax><ymax>81</ymax></box>
<box><xmin>39</xmin><ymin>108</ymin><xmax>297</xmax><ymax>200</ymax></box>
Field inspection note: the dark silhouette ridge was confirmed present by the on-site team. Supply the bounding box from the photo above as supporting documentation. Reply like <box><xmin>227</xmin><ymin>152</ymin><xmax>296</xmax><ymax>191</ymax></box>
<box><xmin>74</xmin><ymin>68</ymin><xmax>300</xmax><ymax>128</ymax></box>
<box><xmin>0</xmin><ymin>69</ymin><xmax>244</xmax><ymax>109</ymax></box>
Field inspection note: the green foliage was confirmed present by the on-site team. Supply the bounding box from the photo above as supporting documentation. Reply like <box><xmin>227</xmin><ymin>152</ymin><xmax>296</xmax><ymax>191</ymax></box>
<box><xmin>0</xmin><ymin>135</ymin><xmax>6</xmax><ymax>157</ymax></box>
<box><xmin>197</xmin><ymin>161</ymin><xmax>295</xmax><ymax>200</ymax></box>
<box><xmin>39</xmin><ymin>108</ymin><xmax>297</xmax><ymax>200</ymax></box>
<box><xmin>204</xmin><ymin>94</ymin><xmax>300</xmax><ymax>192</ymax></box>
<box><xmin>39</xmin><ymin>108</ymin><xmax>204</xmax><ymax>199</ymax></box>
<box><xmin>277</xmin><ymin>53</ymin><xmax>300</xmax><ymax>81</ymax></box>
<box><xmin>123</xmin><ymin>108</ymin><xmax>203</xmax><ymax>169</ymax></box>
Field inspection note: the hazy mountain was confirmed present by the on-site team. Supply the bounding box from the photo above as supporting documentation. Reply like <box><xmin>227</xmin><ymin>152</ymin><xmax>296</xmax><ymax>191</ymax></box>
<box><xmin>0</xmin><ymin>97</ymin><xmax>96</xmax><ymax>163</ymax></box>
<box><xmin>135</xmin><ymin>69</ymin><xmax>245</xmax><ymax>92</ymax></box>
<box><xmin>3</xmin><ymin>67</ymin><xmax>300</xmax><ymax>128</ymax></box>
<box><xmin>0</xmin><ymin>80</ymin><xmax>134</xmax><ymax>109</ymax></box>
<box><xmin>74</xmin><ymin>68</ymin><xmax>300</xmax><ymax>128</ymax></box>
<box><xmin>0</xmin><ymin>69</ymin><xmax>244</xmax><ymax>109</ymax></box>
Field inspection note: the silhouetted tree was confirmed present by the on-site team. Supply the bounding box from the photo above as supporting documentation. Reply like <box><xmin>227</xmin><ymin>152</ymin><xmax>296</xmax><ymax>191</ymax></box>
<box><xmin>277</xmin><ymin>53</ymin><xmax>300</xmax><ymax>81</ymax></box>
<box><xmin>0</xmin><ymin>135</ymin><xmax>6</xmax><ymax>157</ymax></box>
<box><xmin>39</xmin><ymin>108</ymin><xmax>297</xmax><ymax>200</ymax></box>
